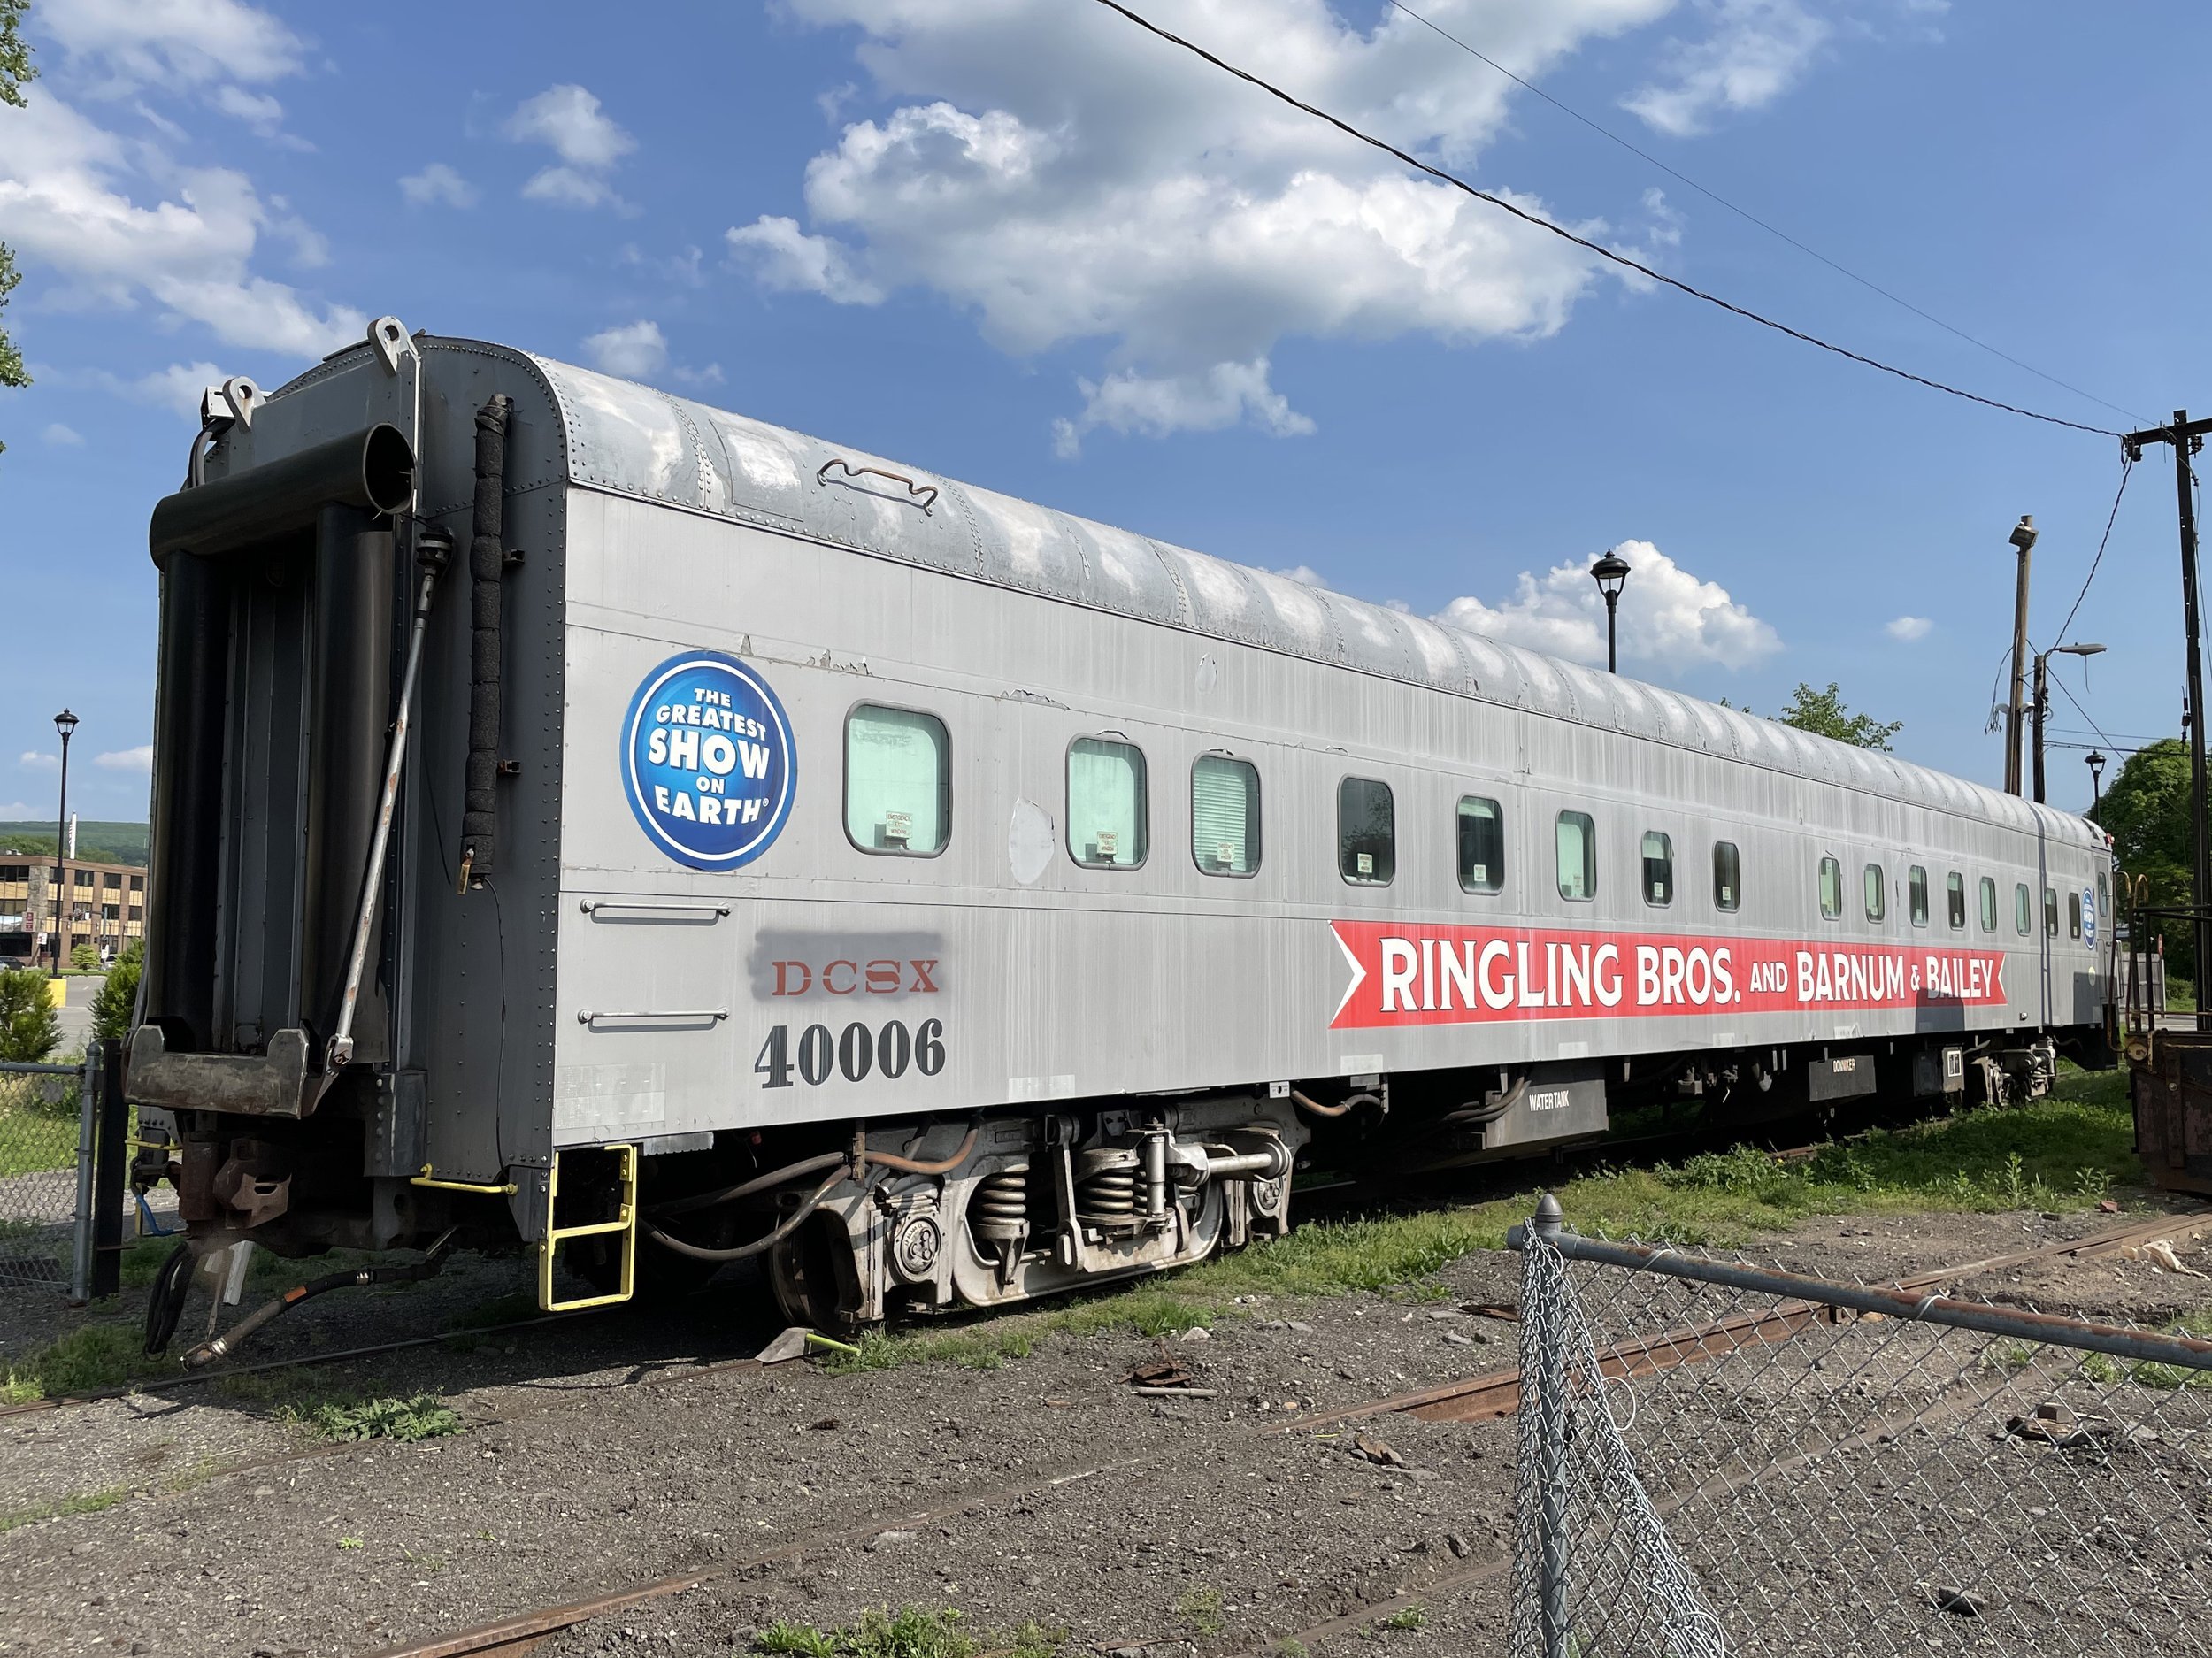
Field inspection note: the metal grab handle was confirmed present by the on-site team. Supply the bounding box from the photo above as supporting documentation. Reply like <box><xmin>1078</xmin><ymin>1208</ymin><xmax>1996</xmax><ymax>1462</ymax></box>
<box><xmin>576</xmin><ymin>1008</ymin><xmax>728</xmax><ymax>1026</ymax></box>
<box><xmin>816</xmin><ymin>457</ymin><xmax>938</xmax><ymax>515</ymax></box>
<box><xmin>578</xmin><ymin>900</ymin><xmax>730</xmax><ymax>920</ymax></box>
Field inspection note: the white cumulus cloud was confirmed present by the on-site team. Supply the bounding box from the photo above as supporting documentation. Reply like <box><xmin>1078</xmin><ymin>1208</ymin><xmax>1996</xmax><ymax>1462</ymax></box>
<box><xmin>506</xmin><ymin>85</ymin><xmax>634</xmax><ymax>210</ymax></box>
<box><xmin>1434</xmin><ymin>540</ymin><xmax>1779</xmax><ymax>671</ymax></box>
<box><xmin>42</xmin><ymin>423</ymin><xmax>84</xmax><ymax>446</ymax></box>
<box><xmin>19</xmin><ymin>751</ymin><xmax>58</xmax><ymax>771</ymax></box>
<box><xmin>1886</xmin><ymin>614</ymin><xmax>1932</xmax><ymax>641</ymax></box>
<box><xmin>583</xmin><ymin>319</ymin><xmax>667</xmax><ymax>380</ymax></box>
<box><xmin>94</xmin><ymin>746</ymin><xmax>154</xmax><ymax>773</ymax></box>
<box><xmin>731</xmin><ymin>0</ymin><xmax>1691</xmax><ymax>447</ymax></box>
<box><xmin>1622</xmin><ymin>0</ymin><xmax>1832</xmax><ymax>137</ymax></box>
<box><xmin>0</xmin><ymin>93</ymin><xmax>362</xmax><ymax>357</ymax></box>
<box><xmin>400</xmin><ymin>162</ymin><xmax>478</xmax><ymax>210</ymax></box>
<box><xmin>1271</xmin><ymin>564</ymin><xmax>1332</xmax><ymax>589</ymax></box>
<box><xmin>0</xmin><ymin>803</ymin><xmax>38</xmax><ymax>819</ymax></box>
<box><xmin>41</xmin><ymin>0</ymin><xmax>308</xmax><ymax>94</ymax></box>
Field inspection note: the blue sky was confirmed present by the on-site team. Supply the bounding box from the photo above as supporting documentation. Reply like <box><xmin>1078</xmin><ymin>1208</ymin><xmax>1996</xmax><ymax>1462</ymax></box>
<box><xmin>0</xmin><ymin>0</ymin><xmax>2192</xmax><ymax>825</ymax></box>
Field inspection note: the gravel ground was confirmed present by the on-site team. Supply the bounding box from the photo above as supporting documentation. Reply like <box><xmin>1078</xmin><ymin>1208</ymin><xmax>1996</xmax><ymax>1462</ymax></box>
<box><xmin>0</xmin><ymin>1204</ymin><xmax>2205</xmax><ymax>1658</ymax></box>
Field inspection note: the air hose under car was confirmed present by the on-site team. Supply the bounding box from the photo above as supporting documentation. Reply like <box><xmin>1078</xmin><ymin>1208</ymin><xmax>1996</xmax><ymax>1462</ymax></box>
<box><xmin>171</xmin><ymin>1232</ymin><xmax>457</xmax><ymax>1369</ymax></box>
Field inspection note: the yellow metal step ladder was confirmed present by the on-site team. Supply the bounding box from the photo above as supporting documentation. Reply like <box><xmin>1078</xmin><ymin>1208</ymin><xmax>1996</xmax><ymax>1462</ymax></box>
<box><xmin>537</xmin><ymin>1143</ymin><xmax>637</xmax><ymax>1312</ymax></box>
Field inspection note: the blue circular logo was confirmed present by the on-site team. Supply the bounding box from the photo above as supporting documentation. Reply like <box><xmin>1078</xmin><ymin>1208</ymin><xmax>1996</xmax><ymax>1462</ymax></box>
<box><xmin>620</xmin><ymin>651</ymin><xmax>796</xmax><ymax>871</ymax></box>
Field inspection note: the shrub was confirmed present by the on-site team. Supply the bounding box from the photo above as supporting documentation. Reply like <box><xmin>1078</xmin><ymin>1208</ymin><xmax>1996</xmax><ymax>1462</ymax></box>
<box><xmin>0</xmin><ymin>967</ymin><xmax>61</xmax><ymax>1062</ymax></box>
<box><xmin>89</xmin><ymin>940</ymin><xmax>141</xmax><ymax>1046</ymax></box>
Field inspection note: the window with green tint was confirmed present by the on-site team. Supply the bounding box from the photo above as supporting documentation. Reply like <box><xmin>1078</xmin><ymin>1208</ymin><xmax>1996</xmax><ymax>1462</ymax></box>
<box><xmin>1457</xmin><ymin>796</ymin><xmax>1503</xmax><ymax>894</ymax></box>
<box><xmin>1863</xmin><ymin>863</ymin><xmax>1886</xmax><ymax>923</ymax></box>
<box><xmin>844</xmin><ymin>704</ymin><xmax>949</xmax><ymax>856</ymax></box>
<box><xmin>1909</xmin><ymin>865</ymin><xmax>1929</xmax><ymax>926</ymax></box>
<box><xmin>2016</xmin><ymin>882</ymin><xmax>2032</xmax><ymax>935</ymax></box>
<box><xmin>1192</xmin><ymin>755</ymin><xmax>1260</xmax><ymax>877</ymax></box>
<box><xmin>1979</xmin><ymin>876</ymin><xmax>1997</xmax><ymax>933</ymax></box>
<box><xmin>1642</xmin><ymin>831</ymin><xmax>1674</xmax><ymax>906</ymax></box>
<box><xmin>1712</xmin><ymin>841</ymin><xmax>1740</xmax><ymax>912</ymax></box>
<box><xmin>1339</xmin><ymin>777</ymin><xmax>1394</xmax><ymax>885</ymax></box>
<box><xmin>1947</xmin><ymin>871</ymin><xmax>1967</xmax><ymax>930</ymax></box>
<box><xmin>1818</xmin><ymin>856</ymin><xmax>1842</xmax><ymax>920</ymax></box>
<box><xmin>1556</xmin><ymin>810</ymin><xmax>1595</xmax><ymax>902</ymax></box>
<box><xmin>2097</xmin><ymin>871</ymin><xmax>2109</xmax><ymax>932</ymax></box>
<box><xmin>1068</xmin><ymin>737</ymin><xmax>1148</xmax><ymax>868</ymax></box>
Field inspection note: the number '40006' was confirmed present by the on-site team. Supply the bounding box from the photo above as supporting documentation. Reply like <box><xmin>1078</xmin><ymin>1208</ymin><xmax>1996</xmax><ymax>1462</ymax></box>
<box><xmin>753</xmin><ymin>1019</ymin><xmax>945</xmax><ymax>1089</ymax></box>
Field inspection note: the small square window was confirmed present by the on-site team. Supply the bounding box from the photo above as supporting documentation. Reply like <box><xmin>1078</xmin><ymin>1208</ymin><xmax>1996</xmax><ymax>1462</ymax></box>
<box><xmin>1069</xmin><ymin>737</ymin><xmax>1148</xmax><ymax>869</ymax></box>
<box><xmin>1457</xmin><ymin>796</ymin><xmax>1503</xmax><ymax>894</ymax></box>
<box><xmin>1712</xmin><ymin>841</ymin><xmax>1740</xmax><ymax>912</ymax></box>
<box><xmin>1641</xmin><ymin>831</ymin><xmax>1674</xmax><ymax>906</ymax></box>
<box><xmin>1947</xmin><ymin>872</ymin><xmax>1966</xmax><ymax>930</ymax></box>
<box><xmin>1818</xmin><ymin>856</ymin><xmax>1842</xmax><ymax>920</ymax></box>
<box><xmin>1192</xmin><ymin>755</ymin><xmax>1261</xmax><ymax>877</ymax></box>
<box><xmin>1909</xmin><ymin>866</ymin><xmax>1929</xmax><ymax>927</ymax></box>
<box><xmin>1978</xmin><ymin>876</ymin><xmax>1997</xmax><ymax>933</ymax></box>
<box><xmin>2016</xmin><ymin>883</ymin><xmax>2032</xmax><ymax>936</ymax></box>
<box><xmin>1339</xmin><ymin>778</ymin><xmax>1394</xmax><ymax>886</ymax></box>
<box><xmin>1863</xmin><ymin>864</ymin><xmax>1886</xmax><ymax>923</ymax></box>
<box><xmin>845</xmin><ymin>704</ymin><xmax>950</xmax><ymax>856</ymax></box>
<box><xmin>1556</xmin><ymin>811</ymin><xmax>1595</xmax><ymax>902</ymax></box>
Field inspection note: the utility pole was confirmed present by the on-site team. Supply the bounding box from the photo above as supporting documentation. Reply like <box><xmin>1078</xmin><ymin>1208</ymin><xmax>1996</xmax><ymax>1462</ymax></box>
<box><xmin>2003</xmin><ymin>516</ymin><xmax>2036</xmax><ymax>796</ymax></box>
<box><xmin>2123</xmin><ymin>411</ymin><xmax>2212</xmax><ymax>1032</ymax></box>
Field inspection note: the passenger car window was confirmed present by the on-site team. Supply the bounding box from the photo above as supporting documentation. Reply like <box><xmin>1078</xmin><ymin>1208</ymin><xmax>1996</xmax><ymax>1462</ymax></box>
<box><xmin>1457</xmin><ymin>796</ymin><xmax>1504</xmax><ymax>894</ymax></box>
<box><xmin>2044</xmin><ymin>886</ymin><xmax>2060</xmax><ymax>937</ymax></box>
<box><xmin>1067</xmin><ymin>737</ymin><xmax>1148</xmax><ymax>869</ymax></box>
<box><xmin>2016</xmin><ymin>883</ymin><xmax>2032</xmax><ymax>935</ymax></box>
<box><xmin>1909</xmin><ymin>866</ymin><xmax>1929</xmax><ymax>927</ymax></box>
<box><xmin>1712</xmin><ymin>841</ymin><xmax>1740</xmax><ymax>912</ymax></box>
<box><xmin>2069</xmin><ymin>891</ymin><xmax>2082</xmax><ymax>939</ymax></box>
<box><xmin>1863</xmin><ymin>863</ymin><xmax>1886</xmax><ymax>923</ymax></box>
<box><xmin>1555</xmin><ymin>810</ymin><xmax>1595</xmax><ymax>902</ymax></box>
<box><xmin>1947</xmin><ymin>872</ymin><xmax>1966</xmax><ymax>930</ymax></box>
<box><xmin>1339</xmin><ymin>778</ymin><xmax>1394</xmax><ymax>886</ymax></box>
<box><xmin>845</xmin><ymin>704</ymin><xmax>950</xmax><ymax>856</ymax></box>
<box><xmin>1192</xmin><ymin>755</ymin><xmax>1260</xmax><ymax>877</ymax></box>
<box><xmin>1978</xmin><ymin>877</ymin><xmax>1997</xmax><ymax>933</ymax></box>
<box><xmin>2097</xmin><ymin>871</ymin><xmax>2109</xmax><ymax>932</ymax></box>
<box><xmin>1818</xmin><ymin>856</ymin><xmax>1842</xmax><ymax>920</ymax></box>
<box><xmin>1642</xmin><ymin>831</ymin><xmax>1674</xmax><ymax>906</ymax></box>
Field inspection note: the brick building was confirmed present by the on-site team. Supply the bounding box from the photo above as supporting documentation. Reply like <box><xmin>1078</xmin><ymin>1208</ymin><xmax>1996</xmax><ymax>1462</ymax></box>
<box><xmin>0</xmin><ymin>854</ymin><xmax>147</xmax><ymax>968</ymax></box>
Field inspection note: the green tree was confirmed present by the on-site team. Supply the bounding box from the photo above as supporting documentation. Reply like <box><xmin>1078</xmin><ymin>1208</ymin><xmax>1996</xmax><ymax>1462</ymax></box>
<box><xmin>0</xmin><ymin>965</ymin><xmax>62</xmax><ymax>1062</ymax></box>
<box><xmin>68</xmin><ymin>940</ymin><xmax>100</xmax><ymax>971</ymax></box>
<box><xmin>0</xmin><ymin>0</ymin><xmax>36</xmax><ymax>455</ymax></box>
<box><xmin>89</xmin><ymin>939</ymin><xmax>141</xmax><ymax>1045</ymax></box>
<box><xmin>1772</xmin><ymin>681</ymin><xmax>1904</xmax><ymax>750</ymax></box>
<box><xmin>2091</xmin><ymin>737</ymin><xmax>2194</xmax><ymax>975</ymax></box>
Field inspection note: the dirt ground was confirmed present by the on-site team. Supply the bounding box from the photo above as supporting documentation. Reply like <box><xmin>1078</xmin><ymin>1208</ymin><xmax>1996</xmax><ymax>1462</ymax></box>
<box><xmin>1</xmin><ymin>1201</ymin><xmax>2206</xmax><ymax>1658</ymax></box>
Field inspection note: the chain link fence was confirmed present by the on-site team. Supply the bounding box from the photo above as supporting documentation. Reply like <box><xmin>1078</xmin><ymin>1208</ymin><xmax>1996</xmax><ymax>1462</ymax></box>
<box><xmin>1509</xmin><ymin>1199</ymin><xmax>2212</xmax><ymax>1658</ymax></box>
<box><xmin>0</xmin><ymin>1055</ymin><xmax>94</xmax><ymax>1297</ymax></box>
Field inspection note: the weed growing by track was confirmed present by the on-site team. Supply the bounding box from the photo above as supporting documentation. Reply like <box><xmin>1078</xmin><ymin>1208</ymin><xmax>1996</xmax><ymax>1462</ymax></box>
<box><xmin>296</xmin><ymin>1393</ymin><xmax>461</xmax><ymax>1441</ymax></box>
<box><xmin>0</xmin><ymin>1485</ymin><xmax>127</xmax><ymax>1532</ymax></box>
<box><xmin>1</xmin><ymin>1322</ymin><xmax>178</xmax><ymax>1402</ymax></box>
<box><xmin>753</xmin><ymin>1608</ymin><xmax>1062</xmax><ymax>1658</ymax></box>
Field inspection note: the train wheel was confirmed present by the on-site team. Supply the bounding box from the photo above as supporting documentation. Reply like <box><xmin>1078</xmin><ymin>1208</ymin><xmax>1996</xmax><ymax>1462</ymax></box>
<box><xmin>767</xmin><ymin>1210</ymin><xmax>858</xmax><ymax>1331</ymax></box>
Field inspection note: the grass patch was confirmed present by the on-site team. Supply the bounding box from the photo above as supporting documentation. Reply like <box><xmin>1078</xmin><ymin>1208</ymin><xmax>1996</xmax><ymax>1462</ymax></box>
<box><xmin>1</xmin><ymin>1322</ymin><xmax>179</xmax><ymax>1402</ymax></box>
<box><xmin>296</xmin><ymin>1393</ymin><xmax>461</xmax><ymax>1442</ymax></box>
<box><xmin>752</xmin><ymin>1608</ymin><xmax>1062</xmax><ymax>1658</ymax></box>
<box><xmin>0</xmin><ymin>1485</ymin><xmax>127</xmax><ymax>1531</ymax></box>
<box><xmin>1375</xmin><ymin>1607</ymin><xmax>1426</xmax><ymax>1633</ymax></box>
<box><xmin>1175</xmin><ymin>1588</ymin><xmax>1226</xmax><ymax>1638</ymax></box>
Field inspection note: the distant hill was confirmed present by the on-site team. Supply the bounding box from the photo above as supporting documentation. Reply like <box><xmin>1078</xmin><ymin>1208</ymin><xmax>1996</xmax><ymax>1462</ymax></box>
<box><xmin>0</xmin><ymin>821</ymin><xmax>150</xmax><ymax>867</ymax></box>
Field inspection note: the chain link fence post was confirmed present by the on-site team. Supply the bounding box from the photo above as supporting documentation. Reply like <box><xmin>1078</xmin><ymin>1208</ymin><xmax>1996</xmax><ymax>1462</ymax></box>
<box><xmin>69</xmin><ymin>1048</ymin><xmax>96</xmax><ymax>1303</ymax></box>
<box><xmin>1529</xmin><ymin>1194</ymin><xmax>1572</xmax><ymax>1658</ymax></box>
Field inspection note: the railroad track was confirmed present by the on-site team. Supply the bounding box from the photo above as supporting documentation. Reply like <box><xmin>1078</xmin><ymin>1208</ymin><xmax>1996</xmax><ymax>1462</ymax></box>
<box><xmin>357</xmin><ymin>1205</ymin><xmax>2208</xmax><ymax>1658</ymax></box>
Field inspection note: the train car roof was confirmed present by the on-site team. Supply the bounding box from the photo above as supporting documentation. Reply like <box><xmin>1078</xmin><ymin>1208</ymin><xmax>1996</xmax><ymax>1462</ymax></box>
<box><xmin>296</xmin><ymin>336</ymin><xmax>2101</xmax><ymax>849</ymax></box>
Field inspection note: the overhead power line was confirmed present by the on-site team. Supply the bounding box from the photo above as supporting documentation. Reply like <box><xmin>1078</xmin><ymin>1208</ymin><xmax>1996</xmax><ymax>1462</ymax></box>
<box><xmin>1384</xmin><ymin>0</ymin><xmax>2145</xmax><ymax>429</ymax></box>
<box><xmin>1092</xmin><ymin>0</ymin><xmax>2123</xmax><ymax>439</ymax></box>
<box><xmin>2051</xmin><ymin>455</ymin><xmax>2135</xmax><ymax>648</ymax></box>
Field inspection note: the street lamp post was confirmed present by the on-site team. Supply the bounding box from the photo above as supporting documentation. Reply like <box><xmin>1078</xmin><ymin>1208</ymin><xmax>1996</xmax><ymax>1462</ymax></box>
<box><xmin>1589</xmin><ymin>549</ymin><xmax>1631</xmax><ymax>674</ymax></box>
<box><xmin>50</xmin><ymin>709</ymin><xmax>77</xmax><ymax>978</ymax></box>
<box><xmin>2086</xmin><ymin>749</ymin><xmax>2107</xmax><ymax>817</ymax></box>
<box><xmin>2031</xmin><ymin>642</ymin><xmax>2105</xmax><ymax>805</ymax></box>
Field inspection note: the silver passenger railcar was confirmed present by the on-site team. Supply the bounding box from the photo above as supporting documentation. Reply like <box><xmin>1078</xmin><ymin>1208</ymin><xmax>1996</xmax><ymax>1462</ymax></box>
<box><xmin>127</xmin><ymin>321</ymin><xmax>2112</xmax><ymax>1334</ymax></box>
